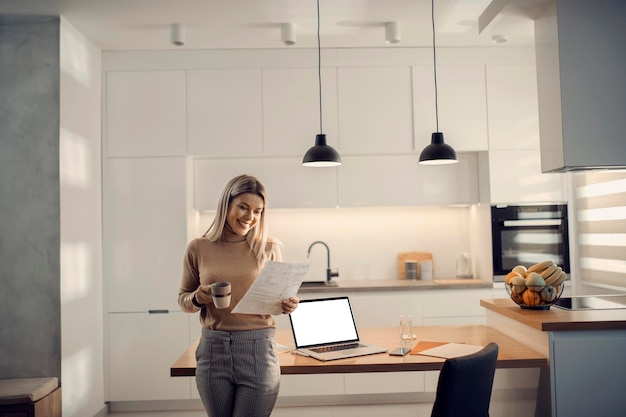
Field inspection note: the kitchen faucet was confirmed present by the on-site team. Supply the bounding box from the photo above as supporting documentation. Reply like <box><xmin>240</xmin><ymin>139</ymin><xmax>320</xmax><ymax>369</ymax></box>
<box><xmin>307</xmin><ymin>240</ymin><xmax>339</xmax><ymax>283</ymax></box>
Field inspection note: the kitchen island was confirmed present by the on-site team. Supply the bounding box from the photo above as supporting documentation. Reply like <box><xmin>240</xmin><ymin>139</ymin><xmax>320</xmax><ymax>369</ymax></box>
<box><xmin>481</xmin><ymin>298</ymin><xmax>626</xmax><ymax>417</ymax></box>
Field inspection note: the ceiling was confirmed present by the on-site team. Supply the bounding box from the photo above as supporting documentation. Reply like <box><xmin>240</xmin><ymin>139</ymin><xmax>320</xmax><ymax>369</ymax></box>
<box><xmin>1</xmin><ymin>0</ymin><xmax>548</xmax><ymax>51</ymax></box>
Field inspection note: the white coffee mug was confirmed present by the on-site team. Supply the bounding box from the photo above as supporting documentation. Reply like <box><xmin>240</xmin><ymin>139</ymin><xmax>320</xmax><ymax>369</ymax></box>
<box><xmin>211</xmin><ymin>281</ymin><xmax>231</xmax><ymax>309</ymax></box>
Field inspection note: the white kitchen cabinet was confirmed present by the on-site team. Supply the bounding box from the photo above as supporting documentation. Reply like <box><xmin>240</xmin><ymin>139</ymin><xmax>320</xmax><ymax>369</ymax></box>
<box><xmin>421</xmin><ymin>288</ymin><xmax>493</xmax><ymax>326</ymax></box>
<box><xmin>413</xmin><ymin>66</ymin><xmax>489</xmax><ymax>152</ymax></box>
<box><xmin>344</xmin><ymin>372</ymin><xmax>425</xmax><ymax>394</ymax></box>
<box><xmin>337</xmin><ymin>153</ymin><xmax>479</xmax><ymax>207</ymax></box>
<box><xmin>485</xmin><ymin>65</ymin><xmax>567</xmax><ymax>204</ymax></box>
<box><xmin>106</xmin><ymin>71</ymin><xmax>187</xmax><ymax>157</ymax></box>
<box><xmin>337</xmin><ymin>67</ymin><xmax>414</xmax><ymax>155</ymax></box>
<box><xmin>187</xmin><ymin>69</ymin><xmax>263</xmax><ymax>157</ymax></box>
<box><xmin>278</xmin><ymin>375</ymin><xmax>344</xmax><ymax>398</ymax></box>
<box><xmin>348</xmin><ymin>292</ymin><xmax>424</xmax><ymax>329</ymax></box>
<box><xmin>262</xmin><ymin>68</ymin><xmax>339</xmax><ymax>157</ymax></box>
<box><xmin>103</xmin><ymin>157</ymin><xmax>187</xmax><ymax>312</ymax></box>
<box><xmin>108</xmin><ymin>311</ymin><xmax>191</xmax><ymax>401</ymax></box>
<box><xmin>486</xmin><ymin>65</ymin><xmax>540</xmax><ymax>150</ymax></box>
<box><xmin>193</xmin><ymin>157</ymin><xmax>338</xmax><ymax>210</ymax></box>
<box><xmin>488</xmin><ymin>150</ymin><xmax>567</xmax><ymax>204</ymax></box>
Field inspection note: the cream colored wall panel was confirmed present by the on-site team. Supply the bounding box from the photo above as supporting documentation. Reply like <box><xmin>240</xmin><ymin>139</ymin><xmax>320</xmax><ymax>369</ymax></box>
<box><xmin>344</xmin><ymin>372</ymin><xmax>425</xmax><ymax>394</ymax></box>
<box><xmin>187</xmin><ymin>69</ymin><xmax>263</xmax><ymax>156</ymax></box>
<box><xmin>104</xmin><ymin>157</ymin><xmax>187</xmax><ymax>312</ymax></box>
<box><xmin>108</xmin><ymin>312</ymin><xmax>190</xmax><ymax>401</ymax></box>
<box><xmin>338</xmin><ymin>67</ymin><xmax>414</xmax><ymax>155</ymax></box>
<box><xmin>193</xmin><ymin>157</ymin><xmax>337</xmax><ymax>210</ymax></box>
<box><xmin>106</xmin><ymin>71</ymin><xmax>186</xmax><ymax>157</ymax></box>
<box><xmin>263</xmin><ymin>68</ymin><xmax>339</xmax><ymax>157</ymax></box>
<box><xmin>278</xmin><ymin>375</ymin><xmax>344</xmax><ymax>397</ymax></box>
<box><xmin>422</xmin><ymin>289</ymin><xmax>493</xmax><ymax>318</ymax></box>
<box><xmin>337</xmin><ymin>154</ymin><xmax>479</xmax><ymax>207</ymax></box>
<box><xmin>413</xmin><ymin>66</ymin><xmax>488</xmax><ymax>152</ymax></box>
<box><xmin>348</xmin><ymin>293</ymin><xmax>424</xmax><ymax>329</ymax></box>
<box><xmin>489</xmin><ymin>150</ymin><xmax>567</xmax><ymax>204</ymax></box>
<box><xmin>487</xmin><ymin>66</ymin><xmax>540</xmax><ymax>150</ymax></box>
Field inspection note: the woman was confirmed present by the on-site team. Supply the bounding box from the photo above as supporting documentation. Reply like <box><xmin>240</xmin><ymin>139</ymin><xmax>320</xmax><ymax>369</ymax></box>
<box><xmin>178</xmin><ymin>174</ymin><xmax>298</xmax><ymax>417</ymax></box>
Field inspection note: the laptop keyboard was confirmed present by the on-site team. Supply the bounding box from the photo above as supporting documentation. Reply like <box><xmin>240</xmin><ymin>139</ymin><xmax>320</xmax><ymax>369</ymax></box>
<box><xmin>310</xmin><ymin>342</ymin><xmax>361</xmax><ymax>353</ymax></box>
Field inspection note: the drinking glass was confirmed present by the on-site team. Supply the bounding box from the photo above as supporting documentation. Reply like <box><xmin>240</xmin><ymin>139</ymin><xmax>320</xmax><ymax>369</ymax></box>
<box><xmin>400</xmin><ymin>315</ymin><xmax>413</xmax><ymax>353</ymax></box>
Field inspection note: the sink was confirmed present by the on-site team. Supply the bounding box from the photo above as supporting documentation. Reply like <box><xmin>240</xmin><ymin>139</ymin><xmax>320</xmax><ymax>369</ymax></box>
<box><xmin>301</xmin><ymin>281</ymin><xmax>327</xmax><ymax>287</ymax></box>
<box><xmin>300</xmin><ymin>281</ymin><xmax>338</xmax><ymax>287</ymax></box>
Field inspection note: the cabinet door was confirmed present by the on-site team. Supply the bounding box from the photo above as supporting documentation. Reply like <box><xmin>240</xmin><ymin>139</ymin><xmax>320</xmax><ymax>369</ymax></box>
<box><xmin>338</xmin><ymin>67</ymin><xmax>414</xmax><ymax>155</ymax></box>
<box><xmin>487</xmin><ymin>66</ymin><xmax>540</xmax><ymax>150</ymax></box>
<box><xmin>108</xmin><ymin>311</ymin><xmax>191</xmax><ymax>401</ymax></box>
<box><xmin>337</xmin><ymin>154</ymin><xmax>479</xmax><ymax>207</ymax></box>
<box><xmin>193</xmin><ymin>157</ymin><xmax>338</xmax><ymax>210</ymax></box>
<box><xmin>187</xmin><ymin>69</ymin><xmax>263</xmax><ymax>157</ymax></box>
<box><xmin>106</xmin><ymin>71</ymin><xmax>187</xmax><ymax>157</ymax></box>
<box><xmin>421</xmin><ymin>289</ymin><xmax>492</xmax><ymax>326</ymax></box>
<box><xmin>489</xmin><ymin>150</ymin><xmax>566</xmax><ymax>204</ymax></box>
<box><xmin>263</xmin><ymin>68</ymin><xmax>339</xmax><ymax>157</ymax></box>
<box><xmin>413</xmin><ymin>66</ymin><xmax>488</xmax><ymax>152</ymax></box>
<box><xmin>104</xmin><ymin>157</ymin><xmax>187</xmax><ymax>312</ymax></box>
<box><xmin>278</xmin><ymin>375</ymin><xmax>344</xmax><ymax>397</ymax></box>
<box><xmin>345</xmin><ymin>372</ymin><xmax>425</xmax><ymax>394</ymax></box>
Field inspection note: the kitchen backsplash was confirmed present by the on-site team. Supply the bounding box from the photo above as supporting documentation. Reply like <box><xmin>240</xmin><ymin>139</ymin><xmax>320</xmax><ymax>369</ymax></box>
<box><xmin>189</xmin><ymin>205</ymin><xmax>476</xmax><ymax>282</ymax></box>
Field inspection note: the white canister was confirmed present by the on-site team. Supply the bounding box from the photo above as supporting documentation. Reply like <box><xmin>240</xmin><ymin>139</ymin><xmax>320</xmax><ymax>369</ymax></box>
<box><xmin>420</xmin><ymin>260</ymin><xmax>433</xmax><ymax>281</ymax></box>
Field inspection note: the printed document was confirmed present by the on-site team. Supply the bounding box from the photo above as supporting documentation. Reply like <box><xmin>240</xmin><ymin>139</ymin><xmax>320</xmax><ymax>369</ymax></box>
<box><xmin>417</xmin><ymin>343</ymin><xmax>484</xmax><ymax>359</ymax></box>
<box><xmin>232</xmin><ymin>261</ymin><xmax>309</xmax><ymax>315</ymax></box>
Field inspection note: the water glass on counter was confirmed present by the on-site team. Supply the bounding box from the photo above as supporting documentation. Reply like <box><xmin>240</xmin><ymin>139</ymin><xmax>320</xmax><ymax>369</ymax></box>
<box><xmin>400</xmin><ymin>315</ymin><xmax>413</xmax><ymax>353</ymax></box>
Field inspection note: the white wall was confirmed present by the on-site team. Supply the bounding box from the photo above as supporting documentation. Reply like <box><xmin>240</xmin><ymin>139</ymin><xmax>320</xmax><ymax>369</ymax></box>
<box><xmin>60</xmin><ymin>18</ymin><xmax>106</xmax><ymax>417</ymax></box>
<box><xmin>191</xmin><ymin>205</ymin><xmax>476</xmax><ymax>281</ymax></box>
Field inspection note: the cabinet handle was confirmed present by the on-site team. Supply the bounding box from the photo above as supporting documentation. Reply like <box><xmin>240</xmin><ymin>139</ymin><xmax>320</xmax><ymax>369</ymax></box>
<box><xmin>503</xmin><ymin>219</ymin><xmax>562</xmax><ymax>227</ymax></box>
<box><xmin>148</xmin><ymin>309</ymin><xmax>170</xmax><ymax>314</ymax></box>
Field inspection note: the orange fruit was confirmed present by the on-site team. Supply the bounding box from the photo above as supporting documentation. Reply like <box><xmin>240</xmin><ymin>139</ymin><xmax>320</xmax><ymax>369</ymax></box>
<box><xmin>522</xmin><ymin>289</ymin><xmax>541</xmax><ymax>307</ymax></box>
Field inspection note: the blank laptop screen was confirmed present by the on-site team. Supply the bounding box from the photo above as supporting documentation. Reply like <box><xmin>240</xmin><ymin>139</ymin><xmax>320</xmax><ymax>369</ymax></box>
<box><xmin>289</xmin><ymin>297</ymin><xmax>359</xmax><ymax>348</ymax></box>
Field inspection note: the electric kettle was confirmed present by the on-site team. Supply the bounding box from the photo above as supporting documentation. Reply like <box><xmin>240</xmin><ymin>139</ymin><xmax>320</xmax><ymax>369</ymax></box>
<box><xmin>456</xmin><ymin>253</ymin><xmax>473</xmax><ymax>278</ymax></box>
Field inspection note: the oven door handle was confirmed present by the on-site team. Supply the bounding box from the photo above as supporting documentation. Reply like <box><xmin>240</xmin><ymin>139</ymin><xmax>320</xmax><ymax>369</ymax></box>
<box><xmin>503</xmin><ymin>219</ymin><xmax>563</xmax><ymax>227</ymax></box>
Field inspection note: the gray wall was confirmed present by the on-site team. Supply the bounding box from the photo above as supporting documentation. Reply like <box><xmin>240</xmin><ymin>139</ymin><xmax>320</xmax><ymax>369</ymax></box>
<box><xmin>0</xmin><ymin>14</ymin><xmax>61</xmax><ymax>380</ymax></box>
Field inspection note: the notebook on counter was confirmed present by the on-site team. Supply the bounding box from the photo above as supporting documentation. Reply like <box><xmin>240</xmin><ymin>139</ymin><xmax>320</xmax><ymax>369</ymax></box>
<box><xmin>288</xmin><ymin>296</ymin><xmax>388</xmax><ymax>361</ymax></box>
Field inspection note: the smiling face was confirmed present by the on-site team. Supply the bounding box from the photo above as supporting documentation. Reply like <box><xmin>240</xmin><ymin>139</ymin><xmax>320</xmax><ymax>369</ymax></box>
<box><xmin>225</xmin><ymin>193</ymin><xmax>264</xmax><ymax>239</ymax></box>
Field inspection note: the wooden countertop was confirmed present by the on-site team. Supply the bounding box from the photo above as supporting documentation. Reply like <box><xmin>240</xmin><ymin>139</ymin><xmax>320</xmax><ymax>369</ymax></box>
<box><xmin>481</xmin><ymin>298</ymin><xmax>626</xmax><ymax>332</ymax></box>
<box><xmin>171</xmin><ymin>325</ymin><xmax>547</xmax><ymax>377</ymax></box>
<box><xmin>299</xmin><ymin>278</ymin><xmax>492</xmax><ymax>293</ymax></box>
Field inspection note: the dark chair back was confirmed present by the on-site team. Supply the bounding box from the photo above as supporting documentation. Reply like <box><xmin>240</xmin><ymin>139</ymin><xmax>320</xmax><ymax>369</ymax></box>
<box><xmin>431</xmin><ymin>342</ymin><xmax>499</xmax><ymax>417</ymax></box>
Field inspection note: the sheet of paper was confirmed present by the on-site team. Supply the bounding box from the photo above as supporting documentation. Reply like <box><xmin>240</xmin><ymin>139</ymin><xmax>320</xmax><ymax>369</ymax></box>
<box><xmin>417</xmin><ymin>343</ymin><xmax>484</xmax><ymax>359</ymax></box>
<box><xmin>231</xmin><ymin>260</ymin><xmax>309</xmax><ymax>315</ymax></box>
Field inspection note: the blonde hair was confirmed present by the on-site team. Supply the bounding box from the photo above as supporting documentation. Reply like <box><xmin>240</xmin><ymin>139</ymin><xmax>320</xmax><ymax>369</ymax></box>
<box><xmin>203</xmin><ymin>174</ymin><xmax>269</xmax><ymax>262</ymax></box>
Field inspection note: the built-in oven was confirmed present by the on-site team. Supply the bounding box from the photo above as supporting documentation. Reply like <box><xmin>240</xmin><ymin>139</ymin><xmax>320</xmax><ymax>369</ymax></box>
<box><xmin>491</xmin><ymin>204</ymin><xmax>570</xmax><ymax>282</ymax></box>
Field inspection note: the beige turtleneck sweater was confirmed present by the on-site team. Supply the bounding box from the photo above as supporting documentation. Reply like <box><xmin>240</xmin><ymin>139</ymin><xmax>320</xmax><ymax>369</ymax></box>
<box><xmin>178</xmin><ymin>237</ymin><xmax>282</xmax><ymax>331</ymax></box>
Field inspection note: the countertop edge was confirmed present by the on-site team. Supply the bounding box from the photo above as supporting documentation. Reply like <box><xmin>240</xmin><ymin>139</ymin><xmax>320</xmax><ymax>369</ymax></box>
<box><xmin>481</xmin><ymin>298</ymin><xmax>626</xmax><ymax>332</ymax></box>
<box><xmin>298</xmin><ymin>279</ymin><xmax>493</xmax><ymax>293</ymax></box>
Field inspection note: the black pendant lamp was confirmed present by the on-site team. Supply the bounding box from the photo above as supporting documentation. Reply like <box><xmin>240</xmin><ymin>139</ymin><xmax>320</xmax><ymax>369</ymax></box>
<box><xmin>419</xmin><ymin>0</ymin><xmax>458</xmax><ymax>165</ymax></box>
<box><xmin>302</xmin><ymin>0</ymin><xmax>342</xmax><ymax>167</ymax></box>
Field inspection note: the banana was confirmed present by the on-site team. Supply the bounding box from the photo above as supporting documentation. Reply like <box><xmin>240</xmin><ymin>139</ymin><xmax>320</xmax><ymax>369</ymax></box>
<box><xmin>550</xmin><ymin>270</ymin><xmax>567</xmax><ymax>287</ymax></box>
<box><xmin>540</xmin><ymin>264</ymin><xmax>558</xmax><ymax>279</ymax></box>
<box><xmin>544</xmin><ymin>266</ymin><xmax>563</xmax><ymax>285</ymax></box>
<box><xmin>527</xmin><ymin>260</ymin><xmax>555</xmax><ymax>274</ymax></box>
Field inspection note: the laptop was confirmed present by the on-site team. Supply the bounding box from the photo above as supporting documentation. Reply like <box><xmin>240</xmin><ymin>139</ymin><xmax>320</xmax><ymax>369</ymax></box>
<box><xmin>288</xmin><ymin>296</ymin><xmax>388</xmax><ymax>361</ymax></box>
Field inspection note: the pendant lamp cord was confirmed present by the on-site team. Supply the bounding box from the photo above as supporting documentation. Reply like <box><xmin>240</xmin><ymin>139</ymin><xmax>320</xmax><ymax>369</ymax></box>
<box><xmin>432</xmin><ymin>0</ymin><xmax>439</xmax><ymax>132</ymax></box>
<box><xmin>317</xmin><ymin>0</ymin><xmax>324</xmax><ymax>135</ymax></box>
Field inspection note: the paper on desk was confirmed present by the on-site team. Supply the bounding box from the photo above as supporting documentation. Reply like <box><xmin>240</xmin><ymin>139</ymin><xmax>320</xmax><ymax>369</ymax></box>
<box><xmin>417</xmin><ymin>343</ymin><xmax>484</xmax><ymax>359</ymax></box>
<box><xmin>231</xmin><ymin>260</ymin><xmax>309</xmax><ymax>315</ymax></box>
